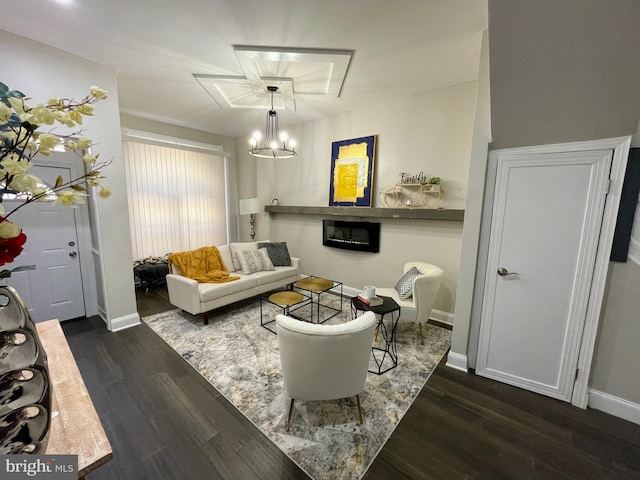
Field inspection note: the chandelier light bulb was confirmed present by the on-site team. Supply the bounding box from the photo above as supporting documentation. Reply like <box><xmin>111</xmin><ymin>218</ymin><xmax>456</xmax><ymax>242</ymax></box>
<box><xmin>289</xmin><ymin>139</ymin><xmax>296</xmax><ymax>149</ymax></box>
<box><xmin>270</xmin><ymin>140</ymin><xmax>278</xmax><ymax>149</ymax></box>
<box><xmin>252</xmin><ymin>130</ymin><xmax>262</xmax><ymax>140</ymax></box>
<box><xmin>249</xmin><ymin>137</ymin><xmax>257</xmax><ymax>147</ymax></box>
<box><xmin>279</xmin><ymin>131</ymin><xmax>288</xmax><ymax>142</ymax></box>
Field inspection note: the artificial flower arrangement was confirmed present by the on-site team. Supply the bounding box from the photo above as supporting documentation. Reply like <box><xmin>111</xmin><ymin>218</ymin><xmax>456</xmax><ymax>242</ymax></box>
<box><xmin>0</xmin><ymin>82</ymin><xmax>112</xmax><ymax>275</ymax></box>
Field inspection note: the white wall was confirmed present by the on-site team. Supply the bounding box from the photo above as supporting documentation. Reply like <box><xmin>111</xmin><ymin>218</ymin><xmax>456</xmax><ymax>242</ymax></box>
<box><xmin>236</xmin><ymin>81</ymin><xmax>478</xmax><ymax>314</ymax></box>
<box><xmin>1</xmin><ymin>31</ymin><xmax>138</xmax><ymax>328</ymax></box>
<box><xmin>591</xmin><ymin>261</ymin><xmax>640</xmax><ymax>405</ymax></box>
<box><xmin>262</xmin><ymin>82</ymin><xmax>476</xmax><ymax>211</ymax></box>
<box><xmin>449</xmin><ymin>30</ymin><xmax>492</xmax><ymax>369</ymax></box>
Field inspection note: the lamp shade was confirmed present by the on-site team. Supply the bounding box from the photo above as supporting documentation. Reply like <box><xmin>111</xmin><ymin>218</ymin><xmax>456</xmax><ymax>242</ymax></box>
<box><xmin>239</xmin><ymin>197</ymin><xmax>261</xmax><ymax>215</ymax></box>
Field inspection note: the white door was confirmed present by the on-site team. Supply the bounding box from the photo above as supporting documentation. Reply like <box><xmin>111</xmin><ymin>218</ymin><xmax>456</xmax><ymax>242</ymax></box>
<box><xmin>476</xmin><ymin>149</ymin><xmax>612</xmax><ymax>402</ymax></box>
<box><xmin>2</xmin><ymin>165</ymin><xmax>86</xmax><ymax>322</ymax></box>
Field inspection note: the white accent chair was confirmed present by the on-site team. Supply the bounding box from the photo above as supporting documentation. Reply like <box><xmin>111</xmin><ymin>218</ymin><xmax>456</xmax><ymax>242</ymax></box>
<box><xmin>275</xmin><ymin>311</ymin><xmax>377</xmax><ymax>431</ymax></box>
<box><xmin>376</xmin><ymin>262</ymin><xmax>443</xmax><ymax>344</ymax></box>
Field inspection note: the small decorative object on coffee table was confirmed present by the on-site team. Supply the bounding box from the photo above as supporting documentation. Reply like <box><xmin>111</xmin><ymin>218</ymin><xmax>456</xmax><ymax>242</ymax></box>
<box><xmin>351</xmin><ymin>295</ymin><xmax>401</xmax><ymax>374</ymax></box>
<box><xmin>294</xmin><ymin>276</ymin><xmax>343</xmax><ymax>323</ymax></box>
<box><xmin>260</xmin><ymin>291</ymin><xmax>310</xmax><ymax>334</ymax></box>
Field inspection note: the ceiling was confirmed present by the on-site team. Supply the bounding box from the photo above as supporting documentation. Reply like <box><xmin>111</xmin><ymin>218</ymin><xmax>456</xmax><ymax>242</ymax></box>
<box><xmin>1</xmin><ymin>0</ymin><xmax>487</xmax><ymax>138</ymax></box>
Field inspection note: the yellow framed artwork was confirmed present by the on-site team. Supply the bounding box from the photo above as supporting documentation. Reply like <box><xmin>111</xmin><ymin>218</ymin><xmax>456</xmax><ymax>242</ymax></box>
<box><xmin>329</xmin><ymin>135</ymin><xmax>376</xmax><ymax>207</ymax></box>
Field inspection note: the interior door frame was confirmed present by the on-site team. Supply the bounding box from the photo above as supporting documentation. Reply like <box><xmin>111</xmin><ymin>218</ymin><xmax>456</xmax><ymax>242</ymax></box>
<box><xmin>469</xmin><ymin>136</ymin><xmax>631</xmax><ymax>408</ymax></box>
<box><xmin>30</xmin><ymin>156</ymin><xmax>99</xmax><ymax>319</ymax></box>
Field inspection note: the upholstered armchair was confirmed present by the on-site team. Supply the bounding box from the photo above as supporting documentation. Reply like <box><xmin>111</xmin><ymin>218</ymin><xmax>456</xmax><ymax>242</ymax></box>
<box><xmin>275</xmin><ymin>311</ymin><xmax>377</xmax><ymax>431</ymax></box>
<box><xmin>376</xmin><ymin>262</ymin><xmax>443</xmax><ymax>344</ymax></box>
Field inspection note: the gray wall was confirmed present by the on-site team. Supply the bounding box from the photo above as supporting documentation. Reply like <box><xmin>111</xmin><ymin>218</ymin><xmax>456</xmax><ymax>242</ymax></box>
<box><xmin>487</xmin><ymin>0</ymin><xmax>640</xmax><ymax>404</ymax></box>
<box><xmin>489</xmin><ymin>0</ymin><xmax>640</xmax><ymax>150</ymax></box>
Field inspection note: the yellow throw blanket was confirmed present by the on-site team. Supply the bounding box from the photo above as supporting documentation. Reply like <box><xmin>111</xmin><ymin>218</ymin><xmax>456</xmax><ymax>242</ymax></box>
<box><xmin>168</xmin><ymin>246</ymin><xmax>239</xmax><ymax>283</ymax></box>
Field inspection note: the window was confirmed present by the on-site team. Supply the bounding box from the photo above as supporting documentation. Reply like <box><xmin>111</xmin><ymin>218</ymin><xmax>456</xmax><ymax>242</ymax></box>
<box><xmin>123</xmin><ymin>140</ymin><xmax>228</xmax><ymax>260</ymax></box>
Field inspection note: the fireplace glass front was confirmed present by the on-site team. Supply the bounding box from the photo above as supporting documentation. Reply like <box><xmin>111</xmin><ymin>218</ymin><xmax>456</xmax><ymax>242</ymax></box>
<box><xmin>322</xmin><ymin>220</ymin><xmax>380</xmax><ymax>253</ymax></box>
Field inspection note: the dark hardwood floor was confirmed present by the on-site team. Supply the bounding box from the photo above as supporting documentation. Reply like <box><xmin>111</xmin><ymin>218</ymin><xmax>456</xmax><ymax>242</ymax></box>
<box><xmin>60</xmin><ymin>285</ymin><xmax>640</xmax><ymax>480</ymax></box>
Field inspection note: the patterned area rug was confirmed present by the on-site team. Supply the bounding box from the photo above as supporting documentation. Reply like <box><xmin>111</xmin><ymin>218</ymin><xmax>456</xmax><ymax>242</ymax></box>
<box><xmin>142</xmin><ymin>294</ymin><xmax>450</xmax><ymax>480</ymax></box>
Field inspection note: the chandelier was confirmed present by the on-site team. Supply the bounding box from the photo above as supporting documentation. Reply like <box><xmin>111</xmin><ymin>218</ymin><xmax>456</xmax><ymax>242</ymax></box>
<box><xmin>249</xmin><ymin>86</ymin><xmax>297</xmax><ymax>158</ymax></box>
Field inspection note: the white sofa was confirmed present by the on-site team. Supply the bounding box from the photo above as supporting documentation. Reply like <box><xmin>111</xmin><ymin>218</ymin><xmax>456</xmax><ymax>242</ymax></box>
<box><xmin>166</xmin><ymin>242</ymin><xmax>300</xmax><ymax>325</ymax></box>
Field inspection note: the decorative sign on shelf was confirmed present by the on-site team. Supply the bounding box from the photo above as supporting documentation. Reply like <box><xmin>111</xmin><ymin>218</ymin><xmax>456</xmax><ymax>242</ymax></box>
<box><xmin>379</xmin><ymin>172</ymin><xmax>444</xmax><ymax>208</ymax></box>
<box><xmin>400</xmin><ymin>171</ymin><xmax>427</xmax><ymax>184</ymax></box>
<box><xmin>399</xmin><ymin>171</ymin><xmax>441</xmax><ymax>185</ymax></box>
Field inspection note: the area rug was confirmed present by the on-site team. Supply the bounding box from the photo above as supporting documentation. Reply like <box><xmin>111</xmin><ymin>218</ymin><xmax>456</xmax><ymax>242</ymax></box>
<box><xmin>142</xmin><ymin>294</ymin><xmax>451</xmax><ymax>480</ymax></box>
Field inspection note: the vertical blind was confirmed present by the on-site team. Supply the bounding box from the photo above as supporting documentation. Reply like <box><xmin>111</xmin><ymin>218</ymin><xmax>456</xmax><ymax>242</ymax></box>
<box><xmin>123</xmin><ymin>141</ymin><xmax>228</xmax><ymax>260</ymax></box>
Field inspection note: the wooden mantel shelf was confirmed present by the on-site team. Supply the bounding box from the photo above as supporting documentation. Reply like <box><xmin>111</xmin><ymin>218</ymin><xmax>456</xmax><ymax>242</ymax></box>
<box><xmin>265</xmin><ymin>205</ymin><xmax>464</xmax><ymax>221</ymax></box>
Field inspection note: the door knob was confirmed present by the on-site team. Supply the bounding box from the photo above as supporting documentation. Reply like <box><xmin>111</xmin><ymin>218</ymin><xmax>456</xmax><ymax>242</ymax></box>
<box><xmin>497</xmin><ymin>267</ymin><xmax>518</xmax><ymax>276</ymax></box>
<box><xmin>69</xmin><ymin>251</ymin><xmax>77</xmax><ymax>258</ymax></box>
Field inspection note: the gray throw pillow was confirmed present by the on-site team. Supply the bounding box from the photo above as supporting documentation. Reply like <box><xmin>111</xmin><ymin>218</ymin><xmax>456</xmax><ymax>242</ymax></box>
<box><xmin>257</xmin><ymin>242</ymin><xmax>292</xmax><ymax>266</ymax></box>
<box><xmin>236</xmin><ymin>249</ymin><xmax>275</xmax><ymax>275</ymax></box>
<box><xmin>394</xmin><ymin>266</ymin><xmax>423</xmax><ymax>300</ymax></box>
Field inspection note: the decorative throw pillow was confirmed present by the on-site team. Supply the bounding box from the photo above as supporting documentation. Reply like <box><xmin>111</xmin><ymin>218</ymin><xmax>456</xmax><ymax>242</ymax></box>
<box><xmin>229</xmin><ymin>242</ymin><xmax>257</xmax><ymax>271</ymax></box>
<box><xmin>257</xmin><ymin>241</ymin><xmax>292</xmax><ymax>266</ymax></box>
<box><xmin>394</xmin><ymin>266</ymin><xmax>423</xmax><ymax>300</ymax></box>
<box><xmin>236</xmin><ymin>249</ymin><xmax>275</xmax><ymax>275</ymax></box>
<box><xmin>216</xmin><ymin>244</ymin><xmax>235</xmax><ymax>272</ymax></box>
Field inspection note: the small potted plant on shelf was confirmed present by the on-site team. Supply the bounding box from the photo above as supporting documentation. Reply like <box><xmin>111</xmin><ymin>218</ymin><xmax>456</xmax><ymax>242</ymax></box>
<box><xmin>424</xmin><ymin>176</ymin><xmax>441</xmax><ymax>192</ymax></box>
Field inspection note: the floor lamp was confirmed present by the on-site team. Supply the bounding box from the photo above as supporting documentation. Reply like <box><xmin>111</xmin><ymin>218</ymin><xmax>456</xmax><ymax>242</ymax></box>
<box><xmin>239</xmin><ymin>198</ymin><xmax>261</xmax><ymax>241</ymax></box>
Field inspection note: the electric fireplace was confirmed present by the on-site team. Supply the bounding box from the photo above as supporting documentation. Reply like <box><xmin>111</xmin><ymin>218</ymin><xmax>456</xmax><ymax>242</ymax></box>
<box><xmin>322</xmin><ymin>220</ymin><xmax>380</xmax><ymax>253</ymax></box>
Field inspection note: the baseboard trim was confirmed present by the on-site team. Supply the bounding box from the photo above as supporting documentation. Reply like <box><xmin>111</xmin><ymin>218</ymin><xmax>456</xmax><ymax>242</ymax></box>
<box><xmin>430</xmin><ymin>309</ymin><xmax>454</xmax><ymax>326</ymax></box>
<box><xmin>109</xmin><ymin>312</ymin><xmax>141</xmax><ymax>332</ymax></box>
<box><xmin>588</xmin><ymin>388</ymin><xmax>640</xmax><ymax>425</ymax></box>
<box><xmin>445</xmin><ymin>351</ymin><xmax>468</xmax><ymax>372</ymax></box>
<box><xmin>97</xmin><ymin>307</ymin><xmax>108</xmax><ymax>326</ymax></box>
<box><xmin>342</xmin><ymin>285</ymin><xmax>361</xmax><ymax>298</ymax></box>
<box><xmin>628</xmin><ymin>237</ymin><xmax>640</xmax><ymax>267</ymax></box>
